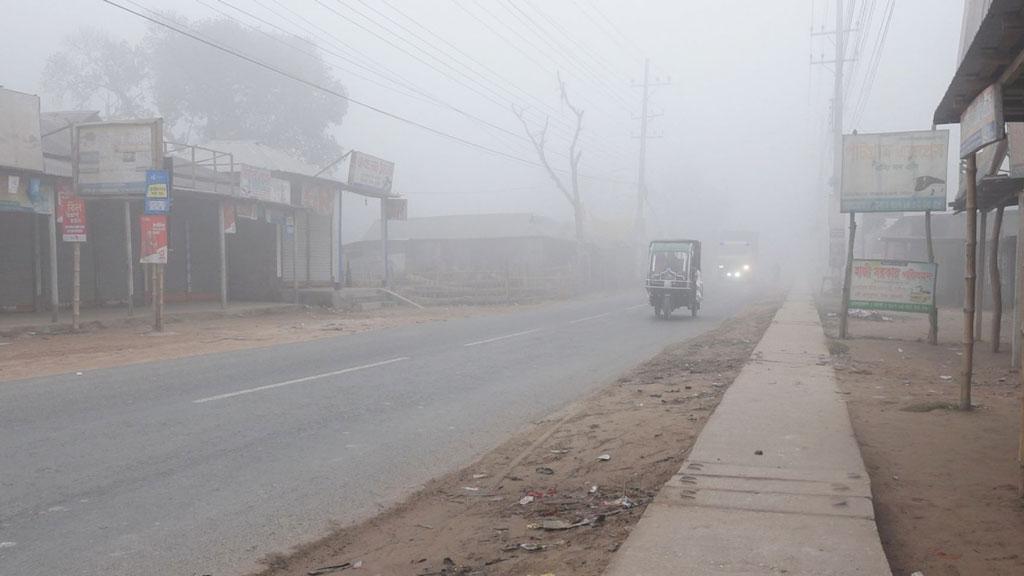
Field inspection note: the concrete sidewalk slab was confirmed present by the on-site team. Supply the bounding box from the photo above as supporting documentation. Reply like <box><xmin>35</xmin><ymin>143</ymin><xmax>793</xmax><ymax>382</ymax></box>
<box><xmin>604</xmin><ymin>292</ymin><xmax>892</xmax><ymax>576</ymax></box>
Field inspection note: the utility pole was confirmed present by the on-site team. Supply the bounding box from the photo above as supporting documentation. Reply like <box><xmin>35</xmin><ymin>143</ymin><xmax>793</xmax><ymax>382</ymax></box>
<box><xmin>632</xmin><ymin>58</ymin><xmax>669</xmax><ymax>269</ymax></box>
<box><xmin>811</xmin><ymin>0</ymin><xmax>854</xmax><ymax>291</ymax></box>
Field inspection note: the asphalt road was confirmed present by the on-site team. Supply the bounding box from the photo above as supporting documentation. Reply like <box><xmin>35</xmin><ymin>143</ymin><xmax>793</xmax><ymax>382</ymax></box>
<box><xmin>0</xmin><ymin>284</ymin><xmax>756</xmax><ymax>576</ymax></box>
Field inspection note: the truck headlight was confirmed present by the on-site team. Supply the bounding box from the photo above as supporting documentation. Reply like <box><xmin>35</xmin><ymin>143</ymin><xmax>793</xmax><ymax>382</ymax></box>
<box><xmin>743</xmin><ymin>264</ymin><xmax>750</xmax><ymax>271</ymax></box>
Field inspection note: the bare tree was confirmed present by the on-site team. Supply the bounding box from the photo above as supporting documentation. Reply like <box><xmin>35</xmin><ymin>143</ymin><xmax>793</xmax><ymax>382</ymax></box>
<box><xmin>513</xmin><ymin>77</ymin><xmax>585</xmax><ymax>243</ymax></box>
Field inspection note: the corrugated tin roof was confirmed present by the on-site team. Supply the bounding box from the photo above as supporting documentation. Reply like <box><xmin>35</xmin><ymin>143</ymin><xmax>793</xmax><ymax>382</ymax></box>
<box><xmin>202</xmin><ymin>139</ymin><xmax>340</xmax><ymax>180</ymax></box>
<box><xmin>881</xmin><ymin>208</ymin><xmax>1019</xmax><ymax>240</ymax></box>
<box><xmin>360</xmin><ymin>213</ymin><xmax>573</xmax><ymax>242</ymax></box>
<box><xmin>934</xmin><ymin>0</ymin><xmax>1024</xmax><ymax>125</ymax></box>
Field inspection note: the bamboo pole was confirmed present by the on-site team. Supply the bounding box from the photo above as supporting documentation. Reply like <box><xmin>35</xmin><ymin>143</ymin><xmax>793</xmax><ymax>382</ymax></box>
<box><xmin>977</xmin><ymin>210</ymin><xmax>988</xmax><ymax>340</ymax></box>
<box><xmin>124</xmin><ymin>201</ymin><xmax>134</xmax><ymax>317</ymax></box>
<box><xmin>991</xmin><ymin>206</ymin><xmax>1004</xmax><ymax>352</ymax></box>
<box><xmin>926</xmin><ymin>210</ymin><xmax>938</xmax><ymax>345</ymax></box>
<box><xmin>962</xmin><ymin>152</ymin><xmax>978</xmax><ymax>411</ymax></box>
<box><xmin>48</xmin><ymin>206</ymin><xmax>59</xmax><ymax>323</ymax></box>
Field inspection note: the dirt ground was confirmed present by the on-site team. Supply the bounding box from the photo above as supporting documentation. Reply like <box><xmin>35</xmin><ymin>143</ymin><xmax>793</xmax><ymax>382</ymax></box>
<box><xmin>252</xmin><ymin>297</ymin><xmax>782</xmax><ymax>576</ymax></box>
<box><xmin>820</xmin><ymin>303</ymin><xmax>1024</xmax><ymax>576</ymax></box>
<box><xmin>0</xmin><ymin>304</ymin><xmax>528</xmax><ymax>382</ymax></box>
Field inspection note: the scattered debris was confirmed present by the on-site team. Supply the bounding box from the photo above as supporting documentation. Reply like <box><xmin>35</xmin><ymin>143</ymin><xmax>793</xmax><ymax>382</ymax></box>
<box><xmin>471</xmin><ymin>473</ymin><xmax>489</xmax><ymax>480</ymax></box>
<box><xmin>754</xmin><ymin>449</ymin><xmax>764</xmax><ymax>456</ymax></box>
<box><xmin>462</xmin><ymin>486</ymin><xmax>480</xmax><ymax>492</ymax></box>
<box><xmin>597</xmin><ymin>454</ymin><xmax>611</xmax><ymax>461</ymax></box>
<box><xmin>535</xmin><ymin>467</ymin><xmax>555</xmax><ymax>475</ymax></box>
<box><xmin>589</xmin><ymin>485</ymin><xmax>598</xmax><ymax>494</ymax></box>
<box><xmin>549</xmin><ymin>449</ymin><xmax>569</xmax><ymax>454</ymax></box>
<box><xmin>519</xmin><ymin>543</ymin><xmax>546</xmax><ymax>552</ymax></box>
<box><xmin>939</xmin><ymin>375</ymin><xmax>953</xmax><ymax>381</ymax></box>
<box><xmin>519</xmin><ymin>495</ymin><xmax>535</xmax><ymax>505</ymax></box>
<box><xmin>307</xmin><ymin>562</ymin><xmax>352</xmax><ymax>575</ymax></box>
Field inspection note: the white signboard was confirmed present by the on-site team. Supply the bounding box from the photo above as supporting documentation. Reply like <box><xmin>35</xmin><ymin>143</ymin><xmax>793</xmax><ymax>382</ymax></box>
<box><xmin>849</xmin><ymin>259</ymin><xmax>937</xmax><ymax>314</ymax></box>
<box><xmin>238</xmin><ymin>163</ymin><xmax>291</xmax><ymax>205</ymax></box>
<box><xmin>75</xmin><ymin>120</ymin><xmax>161</xmax><ymax>196</ymax></box>
<box><xmin>960</xmin><ymin>84</ymin><xmax>1004</xmax><ymax>158</ymax></box>
<box><xmin>841</xmin><ymin>130</ymin><xmax>949</xmax><ymax>213</ymax></box>
<box><xmin>348</xmin><ymin>151</ymin><xmax>394</xmax><ymax>193</ymax></box>
<box><xmin>0</xmin><ymin>88</ymin><xmax>44</xmax><ymax>172</ymax></box>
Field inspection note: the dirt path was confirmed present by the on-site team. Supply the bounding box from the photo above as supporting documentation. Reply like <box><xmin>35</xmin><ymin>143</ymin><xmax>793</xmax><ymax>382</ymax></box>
<box><xmin>0</xmin><ymin>305</ymin><xmax>527</xmax><ymax>382</ymax></box>
<box><xmin>252</xmin><ymin>297</ymin><xmax>782</xmax><ymax>576</ymax></box>
<box><xmin>821</xmin><ymin>305</ymin><xmax>1024</xmax><ymax>576</ymax></box>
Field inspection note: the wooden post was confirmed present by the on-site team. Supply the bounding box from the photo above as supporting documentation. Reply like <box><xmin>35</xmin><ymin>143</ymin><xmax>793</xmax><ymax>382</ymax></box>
<box><xmin>1015</xmin><ymin>192</ymin><xmax>1024</xmax><ymax>369</ymax></box>
<box><xmin>218</xmin><ymin>200</ymin><xmax>228</xmax><ymax>309</ymax></box>
<box><xmin>124</xmin><ymin>201</ymin><xmax>134</xmax><ymax>317</ymax></box>
<box><xmin>291</xmin><ymin>212</ymin><xmax>299</xmax><ymax>304</ymax></box>
<box><xmin>48</xmin><ymin>206</ymin><xmax>59</xmax><ymax>323</ymax></box>
<box><xmin>991</xmin><ymin>206</ymin><xmax>1004</xmax><ymax>352</ymax></box>
<box><xmin>926</xmin><ymin>210</ymin><xmax>938</xmax><ymax>345</ymax></box>
<box><xmin>381</xmin><ymin>197</ymin><xmax>390</xmax><ymax>288</ymax></box>
<box><xmin>72</xmin><ymin>242</ymin><xmax>81</xmax><ymax>331</ymax></box>
<box><xmin>154</xmin><ymin>263</ymin><xmax>164</xmax><ymax>332</ymax></box>
<box><xmin>839</xmin><ymin>212</ymin><xmax>857</xmax><ymax>339</ymax></box>
<box><xmin>977</xmin><ymin>210</ymin><xmax>988</xmax><ymax>340</ymax></box>
<box><xmin>962</xmin><ymin>152</ymin><xmax>978</xmax><ymax>411</ymax></box>
<box><xmin>33</xmin><ymin>214</ymin><xmax>42</xmax><ymax>312</ymax></box>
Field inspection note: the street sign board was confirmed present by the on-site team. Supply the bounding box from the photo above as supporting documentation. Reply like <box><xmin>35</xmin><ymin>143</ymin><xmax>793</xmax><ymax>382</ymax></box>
<box><xmin>348</xmin><ymin>151</ymin><xmax>394</xmax><ymax>193</ymax></box>
<box><xmin>238</xmin><ymin>163</ymin><xmax>291</xmax><ymax>205</ymax></box>
<box><xmin>849</xmin><ymin>259</ymin><xmax>937</xmax><ymax>314</ymax></box>
<box><xmin>144</xmin><ymin>169</ymin><xmax>170</xmax><ymax>214</ymax></box>
<box><xmin>57</xmin><ymin>182</ymin><xmax>87</xmax><ymax>242</ymax></box>
<box><xmin>841</xmin><ymin>130</ymin><xmax>949</xmax><ymax>213</ymax></box>
<box><xmin>75</xmin><ymin>120</ymin><xmax>162</xmax><ymax>196</ymax></box>
<box><xmin>223</xmin><ymin>202</ymin><xmax>236</xmax><ymax>234</ymax></box>
<box><xmin>960</xmin><ymin>84</ymin><xmax>1004</xmax><ymax>158</ymax></box>
<box><xmin>386</xmin><ymin>197</ymin><xmax>407</xmax><ymax>221</ymax></box>
<box><xmin>140</xmin><ymin>215</ymin><xmax>168</xmax><ymax>264</ymax></box>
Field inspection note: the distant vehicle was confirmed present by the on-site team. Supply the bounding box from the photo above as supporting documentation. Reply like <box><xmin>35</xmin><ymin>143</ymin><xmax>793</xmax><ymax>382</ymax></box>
<box><xmin>646</xmin><ymin>239</ymin><xmax>702</xmax><ymax>319</ymax></box>
<box><xmin>715</xmin><ymin>232</ymin><xmax>758</xmax><ymax>281</ymax></box>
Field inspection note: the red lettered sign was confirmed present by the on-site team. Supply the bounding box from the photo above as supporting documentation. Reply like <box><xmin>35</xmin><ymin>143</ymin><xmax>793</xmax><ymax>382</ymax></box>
<box><xmin>57</xmin><ymin>182</ymin><xmax>87</xmax><ymax>242</ymax></box>
<box><xmin>140</xmin><ymin>215</ymin><xmax>168</xmax><ymax>264</ymax></box>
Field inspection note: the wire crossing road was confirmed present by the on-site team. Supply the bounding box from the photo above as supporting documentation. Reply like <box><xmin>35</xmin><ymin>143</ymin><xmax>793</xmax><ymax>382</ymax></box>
<box><xmin>0</xmin><ymin>288</ymin><xmax>754</xmax><ymax>576</ymax></box>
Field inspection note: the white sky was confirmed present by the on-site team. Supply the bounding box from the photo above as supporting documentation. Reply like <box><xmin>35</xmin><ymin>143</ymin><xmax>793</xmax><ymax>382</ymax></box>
<box><xmin>0</xmin><ymin>0</ymin><xmax>965</xmax><ymax>250</ymax></box>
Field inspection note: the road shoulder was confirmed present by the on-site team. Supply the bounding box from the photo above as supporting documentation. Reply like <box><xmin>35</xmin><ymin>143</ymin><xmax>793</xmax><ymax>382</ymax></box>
<box><xmin>253</xmin><ymin>297</ymin><xmax>783</xmax><ymax>576</ymax></box>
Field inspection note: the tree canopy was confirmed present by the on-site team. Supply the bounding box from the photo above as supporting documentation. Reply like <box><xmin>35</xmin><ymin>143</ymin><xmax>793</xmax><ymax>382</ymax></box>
<box><xmin>42</xmin><ymin>17</ymin><xmax>348</xmax><ymax>165</ymax></box>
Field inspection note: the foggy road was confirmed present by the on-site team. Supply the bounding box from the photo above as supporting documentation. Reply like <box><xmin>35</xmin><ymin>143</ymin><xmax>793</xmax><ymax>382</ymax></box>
<box><xmin>0</xmin><ymin>287</ymin><xmax>756</xmax><ymax>576</ymax></box>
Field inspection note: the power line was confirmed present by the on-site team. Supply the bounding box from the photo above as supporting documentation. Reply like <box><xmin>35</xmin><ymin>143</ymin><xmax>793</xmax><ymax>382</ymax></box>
<box><xmin>99</xmin><ymin>0</ymin><xmax>574</xmax><ymax>171</ymax></box>
<box><xmin>850</xmin><ymin>0</ymin><xmax>894</xmax><ymax>128</ymax></box>
<box><xmin>497</xmin><ymin>0</ymin><xmax>636</xmax><ymax>112</ymax></box>
<box><xmin>201</xmin><ymin>0</ymin><xmax>539</xmax><ymax>159</ymax></box>
<box><xmin>342</xmin><ymin>0</ymin><xmax>627</xmax><ymax>163</ymax></box>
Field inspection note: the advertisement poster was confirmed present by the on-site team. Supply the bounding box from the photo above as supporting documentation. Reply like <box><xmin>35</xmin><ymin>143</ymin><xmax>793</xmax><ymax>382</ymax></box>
<box><xmin>57</xmin><ymin>182</ymin><xmax>87</xmax><ymax>242</ymax></box>
<box><xmin>849</xmin><ymin>259</ymin><xmax>937</xmax><ymax>314</ymax></box>
<box><xmin>223</xmin><ymin>202</ymin><xmax>236</xmax><ymax>234</ymax></box>
<box><xmin>75</xmin><ymin>121</ymin><xmax>160</xmax><ymax>196</ymax></box>
<box><xmin>841</xmin><ymin>130</ymin><xmax>949</xmax><ymax>213</ymax></box>
<box><xmin>140</xmin><ymin>214</ymin><xmax>168</xmax><ymax>264</ymax></box>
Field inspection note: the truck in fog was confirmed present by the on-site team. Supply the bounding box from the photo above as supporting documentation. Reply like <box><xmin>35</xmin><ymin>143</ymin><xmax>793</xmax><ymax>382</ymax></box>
<box><xmin>714</xmin><ymin>231</ymin><xmax>759</xmax><ymax>281</ymax></box>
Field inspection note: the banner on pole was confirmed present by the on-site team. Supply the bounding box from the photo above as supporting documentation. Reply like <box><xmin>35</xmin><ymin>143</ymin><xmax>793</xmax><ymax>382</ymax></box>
<box><xmin>57</xmin><ymin>182</ymin><xmax>87</xmax><ymax>242</ymax></box>
<box><xmin>223</xmin><ymin>202</ymin><xmax>236</xmax><ymax>234</ymax></box>
<box><xmin>140</xmin><ymin>214</ymin><xmax>168</xmax><ymax>264</ymax></box>
<box><xmin>144</xmin><ymin>169</ymin><xmax>170</xmax><ymax>214</ymax></box>
<box><xmin>841</xmin><ymin>130</ymin><xmax>949</xmax><ymax>213</ymax></box>
<box><xmin>849</xmin><ymin>259</ymin><xmax>937</xmax><ymax>313</ymax></box>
